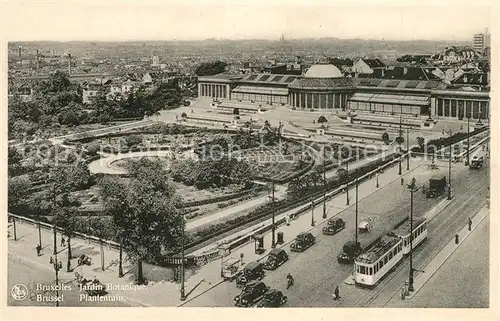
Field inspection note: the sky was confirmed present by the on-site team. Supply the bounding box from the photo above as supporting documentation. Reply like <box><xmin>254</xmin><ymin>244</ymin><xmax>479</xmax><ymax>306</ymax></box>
<box><xmin>0</xmin><ymin>0</ymin><xmax>494</xmax><ymax>42</ymax></box>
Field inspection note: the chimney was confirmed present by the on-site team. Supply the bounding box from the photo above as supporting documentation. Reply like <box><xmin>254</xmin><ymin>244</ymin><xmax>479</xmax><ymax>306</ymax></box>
<box><xmin>18</xmin><ymin>46</ymin><xmax>22</xmax><ymax>60</ymax></box>
<box><xmin>36</xmin><ymin>49</ymin><xmax>40</xmax><ymax>70</ymax></box>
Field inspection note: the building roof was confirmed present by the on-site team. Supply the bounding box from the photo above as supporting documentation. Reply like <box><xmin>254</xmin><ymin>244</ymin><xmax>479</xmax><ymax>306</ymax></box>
<box><xmin>304</xmin><ymin>64</ymin><xmax>343</xmax><ymax>78</ymax></box>
<box><xmin>382</xmin><ymin>66</ymin><xmax>441</xmax><ymax>81</ymax></box>
<box><xmin>348</xmin><ymin>93</ymin><xmax>430</xmax><ymax>106</ymax></box>
<box><xmin>233</xmin><ymin>85</ymin><xmax>288</xmax><ymax>96</ymax></box>
<box><xmin>288</xmin><ymin>77</ymin><xmax>354</xmax><ymax>89</ymax></box>
<box><xmin>363</xmin><ymin>58</ymin><xmax>386</xmax><ymax>68</ymax></box>
<box><xmin>353</xmin><ymin>78</ymin><xmax>448</xmax><ymax>90</ymax></box>
<box><xmin>198</xmin><ymin>73</ymin><xmax>244</xmax><ymax>82</ymax></box>
<box><xmin>355</xmin><ymin>235</ymin><xmax>401</xmax><ymax>265</ymax></box>
<box><xmin>239</xmin><ymin>73</ymin><xmax>299</xmax><ymax>85</ymax></box>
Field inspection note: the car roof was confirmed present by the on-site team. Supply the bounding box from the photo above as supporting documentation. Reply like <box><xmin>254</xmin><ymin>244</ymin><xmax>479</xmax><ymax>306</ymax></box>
<box><xmin>269</xmin><ymin>248</ymin><xmax>286</xmax><ymax>256</ymax></box>
<box><xmin>245</xmin><ymin>280</ymin><xmax>264</xmax><ymax>287</ymax></box>
<box><xmin>245</xmin><ymin>261</ymin><xmax>262</xmax><ymax>270</ymax></box>
<box><xmin>297</xmin><ymin>232</ymin><xmax>311</xmax><ymax>237</ymax></box>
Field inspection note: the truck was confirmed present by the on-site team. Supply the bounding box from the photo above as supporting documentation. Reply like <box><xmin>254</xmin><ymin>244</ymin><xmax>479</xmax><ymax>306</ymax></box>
<box><xmin>426</xmin><ymin>175</ymin><xmax>446</xmax><ymax>198</ymax></box>
<box><xmin>469</xmin><ymin>150</ymin><xmax>485</xmax><ymax>169</ymax></box>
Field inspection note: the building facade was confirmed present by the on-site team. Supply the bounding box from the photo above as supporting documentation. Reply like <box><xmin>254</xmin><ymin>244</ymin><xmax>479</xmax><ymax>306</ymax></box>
<box><xmin>197</xmin><ymin>64</ymin><xmax>490</xmax><ymax>121</ymax></box>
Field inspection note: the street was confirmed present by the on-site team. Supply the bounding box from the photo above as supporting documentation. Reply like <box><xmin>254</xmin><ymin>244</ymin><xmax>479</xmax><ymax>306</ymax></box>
<box><xmin>182</xmin><ymin>157</ymin><xmax>489</xmax><ymax>307</ymax></box>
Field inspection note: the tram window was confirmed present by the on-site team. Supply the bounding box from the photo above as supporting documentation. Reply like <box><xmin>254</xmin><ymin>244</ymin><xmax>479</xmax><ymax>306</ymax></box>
<box><xmin>389</xmin><ymin>252</ymin><xmax>393</xmax><ymax>260</ymax></box>
<box><xmin>360</xmin><ymin>266</ymin><xmax>366</xmax><ymax>274</ymax></box>
<box><xmin>384</xmin><ymin>256</ymin><xmax>388</xmax><ymax>264</ymax></box>
<box><xmin>374</xmin><ymin>265</ymin><xmax>378</xmax><ymax>274</ymax></box>
<box><xmin>356</xmin><ymin>266</ymin><xmax>360</xmax><ymax>273</ymax></box>
<box><xmin>368</xmin><ymin>267</ymin><xmax>372</xmax><ymax>275</ymax></box>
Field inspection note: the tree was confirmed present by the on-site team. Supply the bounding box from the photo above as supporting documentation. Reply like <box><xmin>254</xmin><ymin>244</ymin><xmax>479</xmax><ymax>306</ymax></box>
<box><xmin>124</xmin><ymin>135</ymin><xmax>143</xmax><ymax>148</ymax></box>
<box><xmin>8</xmin><ymin>176</ymin><xmax>31</xmax><ymax>212</ymax></box>
<box><xmin>382</xmin><ymin>132</ymin><xmax>390</xmax><ymax>144</ymax></box>
<box><xmin>99</xmin><ymin>158</ymin><xmax>184</xmax><ymax>284</ymax></box>
<box><xmin>194</xmin><ymin>61</ymin><xmax>228</xmax><ymax>76</ymax></box>
<box><xmin>50</xmin><ymin>162</ymin><xmax>92</xmax><ymax>194</ymax></box>
<box><xmin>233</xmin><ymin>108</ymin><xmax>240</xmax><ymax>115</ymax></box>
<box><xmin>86</xmin><ymin>143</ymin><xmax>101</xmax><ymax>157</ymax></box>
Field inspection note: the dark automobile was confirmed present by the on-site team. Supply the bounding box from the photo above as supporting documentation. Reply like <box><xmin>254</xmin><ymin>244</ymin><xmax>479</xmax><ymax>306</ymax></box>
<box><xmin>263</xmin><ymin>248</ymin><xmax>289</xmax><ymax>270</ymax></box>
<box><xmin>233</xmin><ymin>281</ymin><xmax>269</xmax><ymax>307</ymax></box>
<box><xmin>236</xmin><ymin>261</ymin><xmax>265</xmax><ymax>287</ymax></box>
<box><xmin>255</xmin><ymin>289</ymin><xmax>288</xmax><ymax>307</ymax></box>
<box><xmin>323</xmin><ymin>218</ymin><xmax>346</xmax><ymax>235</ymax></box>
<box><xmin>290</xmin><ymin>232</ymin><xmax>316</xmax><ymax>252</ymax></box>
<box><xmin>337</xmin><ymin>240</ymin><xmax>361</xmax><ymax>264</ymax></box>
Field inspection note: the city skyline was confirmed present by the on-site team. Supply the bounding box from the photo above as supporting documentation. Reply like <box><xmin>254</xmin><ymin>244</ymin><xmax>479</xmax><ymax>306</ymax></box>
<box><xmin>2</xmin><ymin>0</ymin><xmax>493</xmax><ymax>42</ymax></box>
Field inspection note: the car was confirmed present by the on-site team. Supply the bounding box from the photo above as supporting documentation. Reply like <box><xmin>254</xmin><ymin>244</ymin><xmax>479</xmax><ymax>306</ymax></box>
<box><xmin>255</xmin><ymin>289</ymin><xmax>288</xmax><ymax>307</ymax></box>
<box><xmin>236</xmin><ymin>261</ymin><xmax>265</xmax><ymax>287</ymax></box>
<box><xmin>323</xmin><ymin>218</ymin><xmax>346</xmax><ymax>235</ymax></box>
<box><xmin>263</xmin><ymin>248</ymin><xmax>289</xmax><ymax>270</ymax></box>
<box><xmin>290</xmin><ymin>232</ymin><xmax>316</xmax><ymax>252</ymax></box>
<box><xmin>337</xmin><ymin>240</ymin><xmax>362</xmax><ymax>264</ymax></box>
<box><xmin>233</xmin><ymin>281</ymin><xmax>270</xmax><ymax>307</ymax></box>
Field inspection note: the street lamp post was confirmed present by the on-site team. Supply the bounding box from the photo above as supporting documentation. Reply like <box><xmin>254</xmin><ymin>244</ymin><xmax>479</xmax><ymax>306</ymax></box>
<box><xmin>12</xmin><ymin>216</ymin><xmax>17</xmax><ymax>241</ymax></box>
<box><xmin>407</xmin><ymin>179</ymin><xmax>419</xmax><ymax>292</ymax></box>
<box><xmin>346</xmin><ymin>161</ymin><xmax>350</xmax><ymax>205</ymax></box>
<box><xmin>180</xmin><ymin>217</ymin><xmax>186</xmax><ymax>301</ymax></box>
<box><xmin>355</xmin><ymin>179</ymin><xmax>359</xmax><ymax>245</ymax></box>
<box><xmin>311</xmin><ymin>200</ymin><xmax>315</xmax><ymax>227</ymax></box>
<box><xmin>38</xmin><ymin>220</ymin><xmax>42</xmax><ymax>248</ymax></box>
<box><xmin>398</xmin><ymin>116</ymin><xmax>402</xmax><ymax>175</ymax></box>
<box><xmin>376</xmin><ymin>170</ymin><xmax>380</xmax><ymax>188</ymax></box>
<box><xmin>448</xmin><ymin>130</ymin><xmax>453</xmax><ymax>200</ymax></box>
<box><xmin>271</xmin><ymin>180</ymin><xmax>276</xmax><ymax>248</ymax></box>
<box><xmin>323</xmin><ymin>147</ymin><xmax>327</xmax><ymax>219</ymax></box>
<box><xmin>406</xmin><ymin>126</ymin><xmax>410</xmax><ymax>171</ymax></box>
<box><xmin>465</xmin><ymin>116</ymin><xmax>470</xmax><ymax>166</ymax></box>
<box><xmin>52</xmin><ymin>226</ymin><xmax>61</xmax><ymax>307</ymax></box>
<box><xmin>118</xmin><ymin>244</ymin><xmax>124</xmax><ymax>278</ymax></box>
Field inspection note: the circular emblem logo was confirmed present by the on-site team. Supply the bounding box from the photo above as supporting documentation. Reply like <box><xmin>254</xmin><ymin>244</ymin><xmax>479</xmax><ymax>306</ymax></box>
<box><xmin>11</xmin><ymin>284</ymin><xmax>28</xmax><ymax>301</ymax></box>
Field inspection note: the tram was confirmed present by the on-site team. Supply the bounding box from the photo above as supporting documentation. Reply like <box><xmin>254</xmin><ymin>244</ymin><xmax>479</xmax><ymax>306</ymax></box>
<box><xmin>353</xmin><ymin>235</ymin><xmax>403</xmax><ymax>287</ymax></box>
<box><xmin>390</xmin><ymin>218</ymin><xmax>428</xmax><ymax>255</ymax></box>
<box><xmin>353</xmin><ymin>217</ymin><xmax>428</xmax><ymax>287</ymax></box>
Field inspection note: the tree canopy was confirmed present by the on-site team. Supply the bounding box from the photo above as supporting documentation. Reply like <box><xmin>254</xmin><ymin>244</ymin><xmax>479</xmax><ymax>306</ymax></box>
<box><xmin>99</xmin><ymin>158</ymin><xmax>184</xmax><ymax>284</ymax></box>
<box><xmin>194</xmin><ymin>61</ymin><xmax>228</xmax><ymax>76</ymax></box>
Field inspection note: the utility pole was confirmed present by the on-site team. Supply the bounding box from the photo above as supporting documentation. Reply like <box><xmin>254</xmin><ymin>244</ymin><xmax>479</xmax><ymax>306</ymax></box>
<box><xmin>100</xmin><ymin>239</ymin><xmax>105</xmax><ymax>271</ymax></box>
<box><xmin>38</xmin><ymin>220</ymin><xmax>42</xmax><ymax>248</ymax></box>
<box><xmin>180</xmin><ymin>217</ymin><xmax>186</xmax><ymax>301</ymax></box>
<box><xmin>271</xmin><ymin>180</ymin><xmax>276</xmax><ymax>248</ymax></box>
<box><xmin>323</xmin><ymin>147</ymin><xmax>327</xmax><ymax>219</ymax></box>
<box><xmin>465</xmin><ymin>116</ymin><xmax>470</xmax><ymax>166</ymax></box>
<box><xmin>118</xmin><ymin>244</ymin><xmax>124</xmax><ymax>277</ymax></box>
<box><xmin>12</xmin><ymin>216</ymin><xmax>17</xmax><ymax>241</ymax></box>
<box><xmin>355</xmin><ymin>179</ymin><xmax>359</xmax><ymax>245</ymax></box>
<box><xmin>346</xmin><ymin>161</ymin><xmax>350</xmax><ymax>205</ymax></box>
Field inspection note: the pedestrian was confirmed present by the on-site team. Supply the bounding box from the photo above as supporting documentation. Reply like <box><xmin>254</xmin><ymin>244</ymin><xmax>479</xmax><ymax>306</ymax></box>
<box><xmin>36</xmin><ymin>244</ymin><xmax>41</xmax><ymax>257</ymax></box>
<box><xmin>401</xmin><ymin>177</ymin><xmax>404</xmax><ymax>186</ymax></box>
<box><xmin>333</xmin><ymin>286</ymin><xmax>341</xmax><ymax>300</ymax></box>
<box><xmin>401</xmin><ymin>286</ymin><xmax>406</xmax><ymax>300</ymax></box>
<box><xmin>468</xmin><ymin>217</ymin><xmax>472</xmax><ymax>231</ymax></box>
<box><xmin>286</xmin><ymin>214</ymin><xmax>291</xmax><ymax>226</ymax></box>
<box><xmin>61</xmin><ymin>236</ymin><xmax>66</xmax><ymax>247</ymax></box>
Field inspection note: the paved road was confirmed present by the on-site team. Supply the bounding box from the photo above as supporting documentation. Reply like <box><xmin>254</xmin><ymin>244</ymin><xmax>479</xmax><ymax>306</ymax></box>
<box><xmin>7</xmin><ymin>253</ymin><xmax>131</xmax><ymax>307</ymax></box>
<box><xmin>182</xmin><ymin>158</ymin><xmax>489</xmax><ymax>307</ymax></box>
<box><xmin>387</xmin><ymin>216</ymin><xmax>489</xmax><ymax>308</ymax></box>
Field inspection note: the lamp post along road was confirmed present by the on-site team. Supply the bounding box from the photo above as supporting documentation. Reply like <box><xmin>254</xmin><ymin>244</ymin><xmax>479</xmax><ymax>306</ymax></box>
<box><xmin>465</xmin><ymin>116</ymin><xmax>470</xmax><ymax>166</ymax></box>
<box><xmin>346</xmin><ymin>160</ymin><xmax>350</xmax><ymax>205</ymax></box>
<box><xmin>398</xmin><ymin>116</ymin><xmax>402</xmax><ymax>175</ymax></box>
<box><xmin>271</xmin><ymin>180</ymin><xmax>276</xmax><ymax>248</ymax></box>
<box><xmin>406</xmin><ymin>125</ymin><xmax>410</xmax><ymax>170</ymax></box>
<box><xmin>38</xmin><ymin>220</ymin><xmax>42</xmax><ymax>248</ymax></box>
<box><xmin>448</xmin><ymin>130</ymin><xmax>453</xmax><ymax>200</ymax></box>
<box><xmin>311</xmin><ymin>200</ymin><xmax>315</xmax><ymax>227</ymax></box>
<box><xmin>323</xmin><ymin>147</ymin><xmax>327</xmax><ymax>219</ymax></box>
<box><xmin>355</xmin><ymin>179</ymin><xmax>359</xmax><ymax>245</ymax></box>
<box><xmin>52</xmin><ymin>226</ymin><xmax>60</xmax><ymax>307</ymax></box>
<box><xmin>12</xmin><ymin>216</ymin><xmax>17</xmax><ymax>241</ymax></box>
<box><xmin>180</xmin><ymin>216</ymin><xmax>186</xmax><ymax>301</ymax></box>
<box><xmin>407</xmin><ymin>178</ymin><xmax>419</xmax><ymax>292</ymax></box>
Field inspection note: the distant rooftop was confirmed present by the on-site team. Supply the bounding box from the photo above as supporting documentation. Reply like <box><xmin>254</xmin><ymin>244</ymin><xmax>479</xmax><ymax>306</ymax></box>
<box><xmin>355</xmin><ymin>235</ymin><xmax>400</xmax><ymax>265</ymax></box>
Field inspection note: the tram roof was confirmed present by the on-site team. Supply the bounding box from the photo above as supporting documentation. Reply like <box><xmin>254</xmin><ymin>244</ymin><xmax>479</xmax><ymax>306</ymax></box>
<box><xmin>355</xmin><ymin>235</ymin><xmax>401</xmax><ymax>265</ymax></box>
<box><xmin>391</xmin><ymin>217</ymin><xmax>426</xmax><ymax>237</ymax></box>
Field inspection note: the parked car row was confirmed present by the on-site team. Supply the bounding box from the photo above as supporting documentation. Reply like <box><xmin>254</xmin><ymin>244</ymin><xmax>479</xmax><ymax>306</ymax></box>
<box><xmin>233</xmin><ymin>281</ymin><xmax>288</xmax><ymax>307</ymax></box>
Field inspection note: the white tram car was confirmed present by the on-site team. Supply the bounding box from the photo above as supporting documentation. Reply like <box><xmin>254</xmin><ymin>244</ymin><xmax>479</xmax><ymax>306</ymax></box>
<box><xmin>391</xmin><ymin>217</ymin><xmax>428</xmax><ymax>255</ymax></box>
<box><xmin>354</xmin><ymin>235</ymin><xmax>403</xmax><ymax>287</ymax></box>
<box><xmin>354</xmin><ymin>218</ymin><xmax>428</xmax><ymax>287</ymax></box>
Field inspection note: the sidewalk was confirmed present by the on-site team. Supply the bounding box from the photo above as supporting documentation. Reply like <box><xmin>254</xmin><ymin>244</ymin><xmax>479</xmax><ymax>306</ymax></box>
<box><xmin>405</xmin><ymin>205</ymin><xmax>489</xmax><ymax>300</ymax></box>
